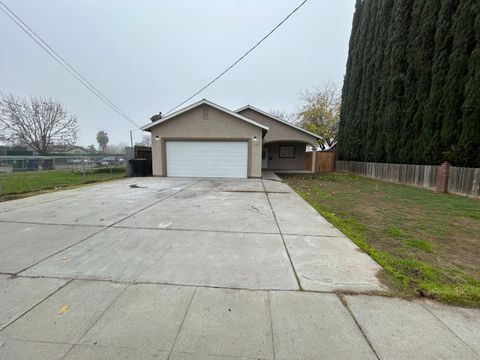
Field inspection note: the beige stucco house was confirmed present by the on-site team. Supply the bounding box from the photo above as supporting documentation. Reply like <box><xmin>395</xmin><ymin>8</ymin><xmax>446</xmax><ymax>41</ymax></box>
<box><xmin>141</xmin><ymin>99</ymin><xmax>320</xmax><ymax>178</ymax></box>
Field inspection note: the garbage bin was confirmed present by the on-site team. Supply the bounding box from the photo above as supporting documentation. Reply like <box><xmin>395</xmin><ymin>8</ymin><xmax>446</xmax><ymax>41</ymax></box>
<box><xmin>129</xmin><ymin>158</ymin><xmax>147</xmax><ymax>177</ymax></box>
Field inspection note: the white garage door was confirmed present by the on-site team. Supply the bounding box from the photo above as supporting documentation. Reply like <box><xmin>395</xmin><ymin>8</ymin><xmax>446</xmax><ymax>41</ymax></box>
<box><xmin>166</xmin><ymin>141</ymin><xmax>248</xmax><ymax>178</ymax></box>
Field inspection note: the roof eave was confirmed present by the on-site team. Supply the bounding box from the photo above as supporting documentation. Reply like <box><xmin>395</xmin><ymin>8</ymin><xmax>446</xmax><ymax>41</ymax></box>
<box><xmin>141</xmin><ymin>99</ymin><xmax>269</xmax><ymax>132</ymax></box>
<box><xmin>235</xmin><ymin>105</ymin><xmax>321</xmax><ymax>140</ymax></box>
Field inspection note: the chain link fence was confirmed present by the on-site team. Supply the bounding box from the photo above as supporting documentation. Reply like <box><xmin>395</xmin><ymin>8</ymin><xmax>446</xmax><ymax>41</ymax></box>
<box><xmin>0</xmin><ymin>155</ymin><xmax>127</xmax><ymax>196</ymax></box>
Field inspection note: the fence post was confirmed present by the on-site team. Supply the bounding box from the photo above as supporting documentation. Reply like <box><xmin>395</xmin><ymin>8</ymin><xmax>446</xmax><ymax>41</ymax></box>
<box><xmin>82</xmin><ymin>157</ymin><xmax>86</xmax><ymax>183</ymax></box>
<box><xmin>435</xmin><ymin>161</ymin><xmax>450</xmax><ymax>193</ymax></box>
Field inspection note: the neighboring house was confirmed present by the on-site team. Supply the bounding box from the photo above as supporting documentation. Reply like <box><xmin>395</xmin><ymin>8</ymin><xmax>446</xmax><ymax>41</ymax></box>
<box><xmin>141</xmin><ymin>99</ymin><xmax>320</xmax><ymax>178</ymax></box>
<box><xmin>0</xmin><ymin>145</ymin><xmax>36</xmax><ymax>156</ymax></box>
<box><xmin>50</xmin><ymin>146</ymin><xmax>92</xmax><ymax>155</ymax></box>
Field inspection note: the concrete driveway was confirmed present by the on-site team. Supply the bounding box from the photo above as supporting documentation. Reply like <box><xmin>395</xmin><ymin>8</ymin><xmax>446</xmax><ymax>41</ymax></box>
<box><xmin>0</xmin><ymin>177</ymin><xmax>479</xmax><ymax>359</ymax></box>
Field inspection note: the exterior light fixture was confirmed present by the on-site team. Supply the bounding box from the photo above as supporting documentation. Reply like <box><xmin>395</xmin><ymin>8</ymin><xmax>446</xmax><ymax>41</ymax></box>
<box><xmin>155</xmin><ymin>136</ymin><xmax>160</xmax><ymax>141</ymax></box>
<box><xmin>253</xmin><ymin>136</ymin><xmax>257</xmax><ymax>141</ymax></box>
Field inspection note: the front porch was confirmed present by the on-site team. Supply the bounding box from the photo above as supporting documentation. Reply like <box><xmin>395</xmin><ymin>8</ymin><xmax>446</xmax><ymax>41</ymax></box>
<box><xmin>261</xmin><ymin>141</ymin><xmax>315</xmax><ymax>173</ymax></box>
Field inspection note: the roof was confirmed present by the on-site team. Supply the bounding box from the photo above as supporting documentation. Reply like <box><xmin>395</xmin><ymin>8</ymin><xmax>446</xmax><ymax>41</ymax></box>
<box><xmin>235</xmin><ymin>105</ymin><xmax>321</xmax><ymax>140</ymax></box>
<box><xmin>141</xmin><ymin>99</ymin><xmax>269</xmax><ymax>132</ymax></box>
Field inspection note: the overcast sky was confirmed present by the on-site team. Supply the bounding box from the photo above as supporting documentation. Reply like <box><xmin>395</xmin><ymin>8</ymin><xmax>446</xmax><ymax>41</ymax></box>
<box><xmin>0</xmin><ymin>0</ymin><xmax>355</xmax><ymax>146</ymax></box>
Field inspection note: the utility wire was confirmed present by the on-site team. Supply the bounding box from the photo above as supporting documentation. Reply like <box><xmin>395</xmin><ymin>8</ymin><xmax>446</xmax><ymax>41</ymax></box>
<box><xmin>0</xmin><ymin>0</ymin><xmax>140</xmax><ymax>129</ymax></box>
<box><xmin>164</xmin><ymin>0</ymin><xmax>308</xmax><ymax>115</ymax></box>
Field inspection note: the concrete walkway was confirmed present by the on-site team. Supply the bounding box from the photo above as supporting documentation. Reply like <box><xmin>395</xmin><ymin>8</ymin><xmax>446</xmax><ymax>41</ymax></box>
<box><xmin>0</xmin><ymin>178</ymin><xmax>479</xmax><ymax>359</ymax></box>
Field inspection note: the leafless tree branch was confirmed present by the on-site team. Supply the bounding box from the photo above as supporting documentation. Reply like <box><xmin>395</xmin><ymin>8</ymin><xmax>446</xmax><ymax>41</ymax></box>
<box><xmin>0</xmin><ymin>94</ymin><xmax>78</xmax><ymax>154</ymax></box>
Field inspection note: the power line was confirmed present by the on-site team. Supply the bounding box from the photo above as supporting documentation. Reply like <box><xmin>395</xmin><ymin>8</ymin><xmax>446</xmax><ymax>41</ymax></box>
<box><xmin>77</xmin><ymin>122</ymin><xmax>125</xmax><ymax>138</ymax></box>
<box><xmin>164</xmin><ymin>0</ymin><xmax>309</xmax><ymax>115</ymax></box>
<box><xmin>0</xmin><ymin>0</ymin><xmax>140</xmax><ymax>129</ymax></box>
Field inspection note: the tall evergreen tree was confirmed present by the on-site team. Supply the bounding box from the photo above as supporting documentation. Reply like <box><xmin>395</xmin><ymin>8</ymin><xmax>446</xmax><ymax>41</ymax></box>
<box><xmin>421</xmin><ymin>0</ymin><xmax>459</xmax><ymax>164</ymax></box>
<box><xmin>384</xmin><ymin>0</ymin><xmax>414</xmax><ymax>163</ymax></box>
<box><xmin>337</xmin><ymin>0</ymin><xmax>363</xmax><ymax>159</ymax></box>
<box><xmin>457</xmin><ymin>7</ymin><xmax>480</xmax><ymax>167</ymax></box>
<box><xmin>339</xmin><ymin>0</ymin><xmax>479</xmax><ymax>167</ymax></box>
<box><xmin>411</xmin><ymin>0</ymin><xmax>441</xmax><ymax>163</ymax></box>
<box><xmin>338</xmin><ymin>0</ymin><xmax>365</xmax><ymax>160</ymax></box>
<box><xmin>399</xmin><ymin>0</ymin><xmax>427</xmax><ymax>163</ymax></box>
<box><xmin>365</xmin><ymin>0</ymin><xmax>395</xmax><ymax>161</ymax></box>
<box><xmin>373</xmin><ymin>0</ymin><xmax>396</xmax><ymax>162</ymax></box>
<box><xmin>441</xmin><ymin>0</ymin><xmax>477</xmax><ymax>162</ymax></box>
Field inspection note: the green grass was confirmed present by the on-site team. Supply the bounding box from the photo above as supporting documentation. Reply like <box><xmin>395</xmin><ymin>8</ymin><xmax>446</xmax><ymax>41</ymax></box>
<box><xmin>0</xmin><ymin>167</ymin><xmax>126</xmax><ymax>198</ymax></box>
<box><xmin>283</xmin><ymin>172</ymin><xmax>480</xmax><ymax>307</ymax></box>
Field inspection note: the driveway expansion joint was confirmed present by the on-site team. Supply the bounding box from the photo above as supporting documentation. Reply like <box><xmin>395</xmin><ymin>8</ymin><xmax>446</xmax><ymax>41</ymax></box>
<box><xmin>419</xmin><ymin>300</ymin><xmax>480</xmax><ymax>358</ymax></box>
<box><xmin>261</xmin><ymin>179</ymin><xmax>303</xmax><ymax>291</ymax></box>
<box><xmin>12</xmin><ymin>179</ymin><xmax>202</xmax><ymax>278</ymax></box>
<box><xmin>267</xmin><ymin>291</ymin><xmax>277</xmax><ymax>360</ymax></box>
<box><xmin>0</xmin><ymin>278</ymin><xmax>73</xmax><ymax>334</ymax></box>
<box><xmin>9</xmin><ymin>274</ymin><xmax>401</xmax><ymax>297</ymax></box>
<box><xmin>166</xmin><ymin>287</ymin><xmax>198</xmax><ymax>360</ymax></box>
<box><xmin>336</xmin><ymin>293</ymin><xmax>381</xmax><ymax>360</ymax></box>
<box><xmin>60</xmin><ymin>284</ymin><xmax>131</xmax><ymax>359</ymax></box>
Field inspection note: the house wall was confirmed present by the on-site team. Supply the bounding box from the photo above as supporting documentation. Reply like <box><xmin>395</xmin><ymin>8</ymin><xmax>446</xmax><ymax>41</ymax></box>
<box><xmin>149</xmin><ymin>104</ymin><xmax>263</xmax><ymax>177</ymax></box>
<box><xmin>266</xmin><ymin>142</ymin><xmax>308</xmax><ymax>170</ymax></box>
<box><xmin>237</xmin><ymin>108</ymin><xmax>318</xmax><ymax>146</ymax></box>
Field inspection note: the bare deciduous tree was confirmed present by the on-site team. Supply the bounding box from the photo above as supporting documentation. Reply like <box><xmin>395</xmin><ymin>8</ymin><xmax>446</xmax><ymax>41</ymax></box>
<box><xmin>135</xmin><ymin>134</ymin><xmax>151</xmax><ymax>146</ymax></box>
<box><xmin>104</xmin><ymin>142</ymin><xmax>127</xmax><ymax>155</ymax></box>
<box><xmin>0</xmin><ymin>94</ymin><xmax>78</xmax><ymax>155</ymax></box>
<box><xmin>269</xmin><ymin>110</ymin><xmax>299</xmax><ymax>124</ymax></box>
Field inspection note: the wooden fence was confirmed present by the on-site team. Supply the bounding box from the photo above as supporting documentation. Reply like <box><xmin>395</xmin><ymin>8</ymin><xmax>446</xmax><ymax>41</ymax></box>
<box><xmin>306</xmin><ymin>151</ymin><xmax>336</xmax><ymax>172</ymax></box>
<box><xmin>448</xmin><ymin>166</ymin><xmax>480</xmax><ymax>197</ymax></box>
<box><xmin>336</xmin><ymin>160</ymin><xmax>480</xmax><ymax>198</ymax></box>
<box><xmin>134</xmin><ymin>145</ymin><xmax>152</xmax><ymax>176</ymax></box>
<box><xmin>336</xmin><ymin>160</ymin><xmax>438</xmax><ymax>190</ymax></box>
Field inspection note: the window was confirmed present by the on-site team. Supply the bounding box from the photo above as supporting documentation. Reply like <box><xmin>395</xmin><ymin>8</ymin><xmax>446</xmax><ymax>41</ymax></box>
<box><xmin>279</xmin><ymin>145</ymin><xmax>295</xmax><ymax>158</ymax></box>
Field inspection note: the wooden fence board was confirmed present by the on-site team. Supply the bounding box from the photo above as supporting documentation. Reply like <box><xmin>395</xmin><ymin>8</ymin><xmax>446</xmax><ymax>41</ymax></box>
<box><xmin>448</xmin><ymin>167</ymin><xmax>480</xmax><ymax>197</ymax></box>
<box><xmin>336</xmin><ymin>160</ymin><xmax>437</xmax><ymax>190</ymax></box>
<box><xmin>336</xmin><ymin>160</ymin><xmax>480</xmax><ymax>198</ymax></box>
<box><xmin>134</xmin><ymin>145</ymin><xmax>152</xmax><ymax>176</ymax></box>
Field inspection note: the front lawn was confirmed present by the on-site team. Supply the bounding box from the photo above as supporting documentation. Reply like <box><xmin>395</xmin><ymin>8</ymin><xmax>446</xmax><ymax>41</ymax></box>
<box><xmin>283</xmin><ymin>172</ymin><xmax>480</xmax><ymax>307</ymax></box>
<box><xmin>0</xmin><ymin>167</ymin><xmax>126</xmax><ymax>199</ymax></box>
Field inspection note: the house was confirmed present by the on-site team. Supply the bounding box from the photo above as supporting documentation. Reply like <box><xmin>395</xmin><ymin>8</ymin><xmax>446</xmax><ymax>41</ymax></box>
<box><xmin>0</xmin><ymin>145</ymin><xmax>36</xmax><ymax>156</ymax></box>
<box><xmin>50</xmin><ymin>145</ymin><xmax>92</xmax><ymax>155</ymax></box>
<box><xmin>141</xmin><ymin>99</ymin><xmax>320</xmax><ymax>178</ymax></box>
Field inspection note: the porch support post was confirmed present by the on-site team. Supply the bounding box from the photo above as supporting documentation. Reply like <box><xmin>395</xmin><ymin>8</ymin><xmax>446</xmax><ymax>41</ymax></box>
<box><xmin>311</xmin><ymin>148</ymin><xmax>317</xmax><ymax>173</ymax></box>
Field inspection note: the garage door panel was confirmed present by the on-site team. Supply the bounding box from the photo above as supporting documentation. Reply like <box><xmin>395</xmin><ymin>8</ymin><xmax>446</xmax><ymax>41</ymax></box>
<box><xmin>166</xmin><ymin>141</ymin><xmax>248</xmax><ymax>178</ymax></box>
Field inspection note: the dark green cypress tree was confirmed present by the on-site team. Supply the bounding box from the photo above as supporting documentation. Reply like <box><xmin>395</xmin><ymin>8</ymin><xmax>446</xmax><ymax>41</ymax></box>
<box><xmin>440</xmin><ymin>0</ymin><xmax>477</xmax><ymax>163</ymax></box>
<box><xmin>365</xmin><ymin>0</ymin><xmax>395</xmax><ymax>162</ymax></box>
<box><xmin>338</xmin><ymin>0</ymin><xmax>480</xmax><ymax>167</ymax></box>
<box><xmin>353</xmin><ymin>0</ymin><xmax>381</xmax><ymax>160</ymax></box>
<box><xmin>411</xmin><ymin>0</ymin><xmax>441</xmax><ymax>163</ymax></box>
<box><xmin>373</xmin><ymin>0</ymin><xmax>397</xmax><ymax>162</ymax></box>
<box><xmin>338</xmin><ymin>0</ymin><xmax>364</xmax><ymax>160</ymax></box>
<box><xmin>420</xmin><ymin>0</ymin><xmax>459</xmax><ymax>164</ymax></box>
<box><xmin>457</xmin><ymin>7</ymin><xmax>480</xmax><ymax>167</ymax></box>
<box><xmin>398</xmin><ymin>0</ymin><xmax>426</xmax><ymax>164</ymax></box>
<box><xmin>384</xmin><ymin>0</ymin><xmax>414</xmax><ymax>163</ymax></box>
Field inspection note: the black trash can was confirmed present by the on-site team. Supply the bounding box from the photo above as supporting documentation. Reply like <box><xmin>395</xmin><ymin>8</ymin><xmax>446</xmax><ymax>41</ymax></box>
<box><xmin>129</xmin><ymin>158</ymin><xmax>147</xmax><ymax>177</ymax></box>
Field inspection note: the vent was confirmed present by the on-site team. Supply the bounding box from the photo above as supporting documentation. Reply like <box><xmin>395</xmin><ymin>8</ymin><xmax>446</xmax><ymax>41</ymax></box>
<box><xmin>203</xmin><ymin>107</ymin><xmax>209</xmax><ymax>120</ymax></box>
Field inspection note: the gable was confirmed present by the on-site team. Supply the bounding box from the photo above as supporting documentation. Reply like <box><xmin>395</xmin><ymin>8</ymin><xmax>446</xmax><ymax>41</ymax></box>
<box><xmin>237</xmin><ymin>107</ymin><xmax>319</xmax><ymax>146</ymax></box>
<box><xmin>149</xmin><ymin>104</ymin><xmax>263</xmax><ymax>139</ymax></box>
<box><xmin>142</xmin><ymin>99</ymin><xmax>268</xmax><ymax>132</ymax></box>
